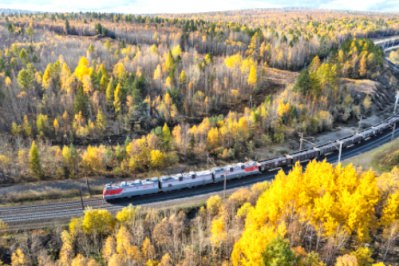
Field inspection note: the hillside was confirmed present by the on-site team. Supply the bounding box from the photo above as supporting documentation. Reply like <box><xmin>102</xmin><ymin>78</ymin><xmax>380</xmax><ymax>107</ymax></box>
<box><xmin>0</xmin><ymin>11</ymin><xmax>398</xmax><ymax>187</ymax></box>
<box><xmin>2</xmin><ymin>8</ymin><xmax>399</xmax><ymax>266</ymax></box>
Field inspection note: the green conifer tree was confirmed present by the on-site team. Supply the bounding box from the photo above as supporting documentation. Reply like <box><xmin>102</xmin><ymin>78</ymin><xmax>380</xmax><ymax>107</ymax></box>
<box><xmin>29</xmin><ymin>141</ymin><xmax>43</xmax><ymax>179</ymax></box>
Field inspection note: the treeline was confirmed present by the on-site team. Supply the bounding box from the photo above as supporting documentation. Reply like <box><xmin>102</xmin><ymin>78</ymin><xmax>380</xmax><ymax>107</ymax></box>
<box><xmin>2</xmin><ymin>11</ymin><xmax>398</xmax><ymax>69</ymax></box>
<box><xmin>3</xmin><ymin>161</ymin><xmax>399</xmax><ymax>265</ymax></box>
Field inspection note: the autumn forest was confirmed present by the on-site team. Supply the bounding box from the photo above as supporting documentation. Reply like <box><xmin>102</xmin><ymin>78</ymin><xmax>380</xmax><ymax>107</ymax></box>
<box><xmin>1</xmin><ymin>8</ymin><xmax>399</xmax><ymax>266</ymax></box>
<box><xmin>5</xmin><ymin>161</ymin><xmax>399</xmax><ymax>265</ymax></box>
<box><xmin>0</xmin><ymin>10</ymin><xmax>396</xmax><ymax>182</ymax></box>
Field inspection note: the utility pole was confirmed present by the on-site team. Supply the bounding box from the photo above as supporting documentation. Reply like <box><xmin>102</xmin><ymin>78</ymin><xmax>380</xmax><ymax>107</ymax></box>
<box><xmin>357</xmin><ymin>115</ymin><xmax>363</xmax><ymax>134</ymax></box>
<box><xmin>79</xmin><ymin>188</ymin><xmax>84</xmax><ymax>210</ymax></box>
<box><xmin>394</xmin><ymin>92</ymin><xmax>399</xmax><ymax>115</ymax></box>
<box><xmin>392</xmin><ymin>122</ymin><xmax>396</xmax><ymax>140</ymax></box>
<box><xmin>299</xmin><ymin>132</ymin><xmax>304</xmax><ymax>151</ymax></box>
<box><xmin>86</xmin><ymin>177</ymin><xmax>91</xmax><ymax>197</ymax></box>
<box><xmin>223</xmin><ymin>174</ymin><xmax>227</xmax><ymax>199</ymax></box>
<box><xmin>337</xmin><ymin>141</ymin><xmax>343</xmax><ymax>163</ymax></box>
<box><xmin>299</xmin><ymin>133</ymin><xmax>316</xmax><ymax>151</ymax></box>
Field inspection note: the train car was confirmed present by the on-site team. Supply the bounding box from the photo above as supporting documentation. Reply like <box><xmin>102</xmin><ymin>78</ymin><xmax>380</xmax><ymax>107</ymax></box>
<box><xmin>103</xmin><ymin>178</ymin><xmax>159</xmax><ymax>200</ymax></box>
<box><xmin>213</xmin><ymin>161</ymin><xmax>260</xmax><ymax>182</ymax></box>
<box><xmin>341</xmin><ymin>134</ymin><xmax>363</xmax><ymax>148</ymax></box>
<box><xmin>360</xmin><ymin>128</ymin><xmax>375</xmax><ymax>140</ymax></box>
<box><xmin>289</xmin><ymin>148</ymin><xmax>319</xmax><ymax>163</ymax></box>
<box><xmin>373</xmin><ymin>123</ymin><xmax>390</xmax><ymax>134</ymax></box>
<box><xmin>213</xmin><ymin>164</ymin><xmax>242</xmax><ymax>182</ymax></box>
<box><xmin>260</xmin><ymin>156</ymin><xmax>289</xmax><ymax>171</ymax></box>
<box><xmin>159</xmin><ymin>174</ymin><xmax>184</xmax><ymax>191</ymax></box>
<box><xmin>184</xmin><ymin>170</ymin><xmax>214</xmax><ymax>187</ymax></box>
<box><xmin>318</xmin><ymin>142</ymin><xmax>338</xmax><ymax>156</ymax></box>
<box><xmin>241</xmin><ymin>161</ymin><xmax>261</xmax><ymax>175</ymax></box>
<box><xmin>212</xmin><ymin>167</ymin><xmax>227</xmax><ymax>182</ymax></box>
<box><xmin>160</xmin><ymin>170</ymin><xmax>213</xmax><ymax>191</ymax></box>
<box><xmin>338</xmin><ymin>135</ymin><xmax>356</xmax><ymax>148</ymax></box>
<box><xmin>285</xmin><ymin>155</ymin><xmax>293</xmax><ymax>166</ymax></box>
<box><xmin>388</xmin><ymin>116</ymin><xmax>399</xmax><ymax>125</ymax></box>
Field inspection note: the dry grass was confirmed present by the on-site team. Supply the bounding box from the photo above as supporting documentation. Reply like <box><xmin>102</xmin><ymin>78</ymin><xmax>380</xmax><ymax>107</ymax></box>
<box><xmin>343</xmin><ymin>137</ymin><xmax>399</xmax><ymax>174</ymax></box>
<box><xmin>0</xmin><ymin>185</ymin><xmax>103</xmax><ymax>205</ymax></box>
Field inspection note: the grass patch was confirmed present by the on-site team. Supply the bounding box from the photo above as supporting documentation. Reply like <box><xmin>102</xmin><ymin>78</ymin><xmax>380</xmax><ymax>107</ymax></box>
<box><xmin>343</xmin><ymin>137</ymin><xmax>399</xmax><ymax>173</ymax></box>
<box><xmin>0</xmin><ymin>186</ymin><xmax>103</xmax><ymax>205</ymax></box>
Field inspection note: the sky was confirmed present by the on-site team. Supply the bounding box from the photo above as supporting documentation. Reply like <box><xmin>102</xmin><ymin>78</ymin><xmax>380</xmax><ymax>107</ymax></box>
<box><xmin>0</xmin><ymin>0</ymin><xmax>398</xmax><ymax>14</ymax></box>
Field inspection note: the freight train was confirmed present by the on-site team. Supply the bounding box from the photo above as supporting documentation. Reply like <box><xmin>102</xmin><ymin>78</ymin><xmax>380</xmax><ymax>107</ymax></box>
<box><xmin>103</xmin><ymin>114</ymin><xmax>399</xmax><ymax>201</ymax></box>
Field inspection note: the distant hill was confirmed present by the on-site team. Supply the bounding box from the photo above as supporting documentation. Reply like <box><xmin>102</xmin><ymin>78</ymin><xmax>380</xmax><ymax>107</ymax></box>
<box><xmin>0</xmin><ymin>8</ymin><xmax>38</xmax><ymax>15</ymax></box>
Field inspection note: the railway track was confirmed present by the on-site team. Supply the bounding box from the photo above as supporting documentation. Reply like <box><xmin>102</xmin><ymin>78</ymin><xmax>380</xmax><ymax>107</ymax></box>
<box><xmin>2</xmin><ymin>126</ymin><xmax>399</xmax><ymax>231</ymax></box>
<box><xmin>2</xmin><ymin>37</ymin><xmax>399</xmax><ymax>232</ymax></box>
